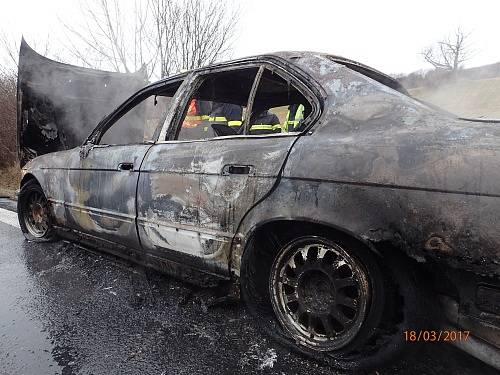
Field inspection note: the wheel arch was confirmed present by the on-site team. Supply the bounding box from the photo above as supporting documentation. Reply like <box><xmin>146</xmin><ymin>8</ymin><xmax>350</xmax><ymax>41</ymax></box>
<box><xmin>234</xmin><ymin>218</ymin><xmax>383</xmax><ymax>276</ymax></box>
<box><xmin>20</xmin><ymin>172</ymin><xmax>39</xmax><ymax>189</ymax></box>
<box><xmin>234</xmin><ymin>216</ymin><xmax>431</xmax><ymax>284</ymax></box>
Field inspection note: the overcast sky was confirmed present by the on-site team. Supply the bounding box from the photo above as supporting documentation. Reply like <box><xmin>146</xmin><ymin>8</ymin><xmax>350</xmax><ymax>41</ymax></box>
<box><xmin>1</xmin><ymin>0</ymin><xmax>499</xmax><ymax>75</ymax></box>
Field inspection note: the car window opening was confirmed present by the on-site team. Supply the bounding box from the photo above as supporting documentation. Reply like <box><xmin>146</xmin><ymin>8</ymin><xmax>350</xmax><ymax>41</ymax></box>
<box><xmin>99</xmin><ymin>81</ymin><xmax>182</xmax><ymax>146</ymax></box>
<box><xmin>249</xmin><ymin>68</ymin><xmax>312</xmax><ymax>135</ymax></box>
<box><xmin>177</xmin><ymin>68</ymin><xmax>258</xmax><ymax>140</ymax></box>
<box><xmin>176</xmin><ymin>67</ymin><xmax>312</xmax><ymax>141</ymax></box>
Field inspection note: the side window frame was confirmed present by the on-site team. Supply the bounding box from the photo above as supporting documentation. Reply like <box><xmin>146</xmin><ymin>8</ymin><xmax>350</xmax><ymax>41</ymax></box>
<box><xmin>163</xmin><ymin>64</ymin><xmax>262</xmax><ymax>143</ymax></box>
<box><xmin>157</xmin><ymin>59</ymin><xmax>322</xmax><ymax>143</ymax></box>
<box><xmin>85</xmin><ymin>77</ymin><xmax>186</xmax><ymax>146</ymax></box>
<box><xmin>243</xmin><ymin>64</ymin><xmax>319</xmax><ymax>136</ymax></box>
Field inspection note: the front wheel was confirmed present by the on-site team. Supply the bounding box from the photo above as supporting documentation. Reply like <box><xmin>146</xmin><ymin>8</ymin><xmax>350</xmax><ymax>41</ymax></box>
<box><xmin>18</xmin><ymin>179</ymin><xmax>56</xmax><ymax>242</ymax></box>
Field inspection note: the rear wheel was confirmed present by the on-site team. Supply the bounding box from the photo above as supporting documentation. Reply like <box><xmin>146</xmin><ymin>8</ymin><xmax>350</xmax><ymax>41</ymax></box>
<box><xmin>241</xmin><ymin>230</ymin><xmax>428</xmax><ymax>371</ymax></box>
<box><xmin>270</xmin><ymin>238</ymin><xmax>373</xmax><ymax>352</ymax></box>
<box><xmin>18</xmin><ymin>179</ymin><xmax>56</xmax><ymax>242</ymax></box>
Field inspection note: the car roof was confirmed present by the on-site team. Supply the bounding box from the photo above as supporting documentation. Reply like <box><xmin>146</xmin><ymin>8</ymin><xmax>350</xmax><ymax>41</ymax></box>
<box><xmin>273</xmin><ymin>51</ymin><xmax>407</xmax><ymax>94</ymax></box>
<box><xmin>160</xmin><ymin>51</ymin><xmax>407</xmax><ymax>95</ymax></box>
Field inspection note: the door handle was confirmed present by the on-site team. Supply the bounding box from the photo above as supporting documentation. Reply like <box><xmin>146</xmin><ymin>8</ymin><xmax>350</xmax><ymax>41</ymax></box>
<box><xmin>118</xmin><ymin>162</ymin><xmax>134</xmax><ymax>171</ymax></box>
<box><xmin>222</xmin><ymin>164</ymin><xmax>253</xmax><ymax>175</ymax></box>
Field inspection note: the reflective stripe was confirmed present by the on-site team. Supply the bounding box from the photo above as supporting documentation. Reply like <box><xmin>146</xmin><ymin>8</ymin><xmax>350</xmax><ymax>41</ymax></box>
<box><xmin>283</xmin><ymin>104</ymin><xmax>305</xmax><ymax>132</ymax></box>
<box><xmin>250</xmin><ymin>124</ymin><xmax>274</xmax><ymax>131</ymax></box>
<box><xmin>272</xmin><ymin>124</ymin><xmax>283</xmax><ymax>131</ymax></box>
<box><xmin>228</xmin><ymin>120</ymin><xmax>242</xmax><ymax>127</ymax></box>
<box><xmin>201</xmin><ymin>115</ymin><xmax>210</xmax><ymax>120</ymax></box>
<box><xmin>185</xmin><ymin>115</ymin><xmax>203</xmax><ymax>121</ymax></box>
<box><xmin>208</xmin><ymin>116</ymin><xmax>227</xmax><ymax>122</ymax></box>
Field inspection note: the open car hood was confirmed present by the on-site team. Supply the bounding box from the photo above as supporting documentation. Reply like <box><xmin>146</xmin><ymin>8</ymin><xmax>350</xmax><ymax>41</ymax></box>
<box><xmin>17</xmin><ymin>39</ymin><xmax>147</xmax><ymax>166</ymax></box>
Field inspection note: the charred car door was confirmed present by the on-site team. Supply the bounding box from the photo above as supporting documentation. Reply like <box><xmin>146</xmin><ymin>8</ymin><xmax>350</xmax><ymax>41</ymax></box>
<box><xmin>137</xmin><ymin>63</ymin><xmax>319</xmax><ymax>276</ymax></box>
<box><xmin>71</xmin><ymin>80</ymin><xmax>184</xmax><ymax>249</ymax></box>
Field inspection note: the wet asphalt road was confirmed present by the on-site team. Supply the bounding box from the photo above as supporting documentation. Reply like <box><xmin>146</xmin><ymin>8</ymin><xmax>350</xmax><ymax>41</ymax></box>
<box><xmin>0</xmin><ymin>198</ymin><xmax>497</xmax><ymax>375</ymax></box>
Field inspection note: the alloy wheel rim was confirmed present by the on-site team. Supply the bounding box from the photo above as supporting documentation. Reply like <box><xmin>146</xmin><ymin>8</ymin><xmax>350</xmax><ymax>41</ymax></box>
<box><xmin>24</xmin><ymin>191</ymin><xmax>50</xmax><ymax>238</ymax></box>
<box><xmin>270</xmin><ymin>239</ymin><xmax>370</xmax><ymax>351</ymax></box>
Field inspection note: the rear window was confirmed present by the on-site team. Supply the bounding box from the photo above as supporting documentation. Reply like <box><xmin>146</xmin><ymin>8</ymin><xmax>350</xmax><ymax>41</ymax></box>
<box><xmin>327</xmin><ymin>56</ymin><xmax>408</xmax><ymax>95</ymax></box>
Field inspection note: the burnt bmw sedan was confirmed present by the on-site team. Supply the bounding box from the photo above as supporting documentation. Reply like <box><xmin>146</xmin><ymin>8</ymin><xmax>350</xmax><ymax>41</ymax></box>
<box><xmin>16</xmin><ymin>40</ymin><xmax>500</xmax><ymax>370</ymax></box>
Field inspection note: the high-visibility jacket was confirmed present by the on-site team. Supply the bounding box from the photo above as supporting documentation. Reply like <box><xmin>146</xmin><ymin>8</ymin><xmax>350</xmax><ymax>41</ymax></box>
<box><xmin>179</xmin><ymin>99</ymin><xmax>213</xmax><ymax>140</ymax></box>
<box><xmin>283</xmin><ymin>104</ymin><xmax>305</xmax><ymax>132</ymax></box>
<box><xmin>208</xmin><ymin>103</ymin><xmax>244</xmax><ymax>133</ymax></box>
<box><xmin>207</xmin><ymin>116</ymin><xmax>243</xmax><ymax>127</ymax></box>
<box><xmin>182</xmin><ymin>99</ymin><xmax>202</xmax><ymax>127</ymax></box>
<box><xmin>249</xmin><ymin>110</ymin><xmax>281</xmax><ymax>135</ymax></box>
<box><xmin>197</xmin><ymin>100</ymin><xmax>212</xmax><ymax>122</ymax></box>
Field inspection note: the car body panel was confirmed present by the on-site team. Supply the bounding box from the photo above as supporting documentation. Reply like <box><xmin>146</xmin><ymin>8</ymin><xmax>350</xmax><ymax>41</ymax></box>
<box><xmin>21</xmin><ymin>145</ymin><xmax>150</xmax><ymax>251</ymax></box>
<box><xmin>137</xmin><ymin>135</ymin><xmax>298</xmax><ymax>275</ymax></box>
<box><xmin>21</xmin><ymin>149</ymin><xmax>77</xmax><ymax>228</ymax></box>
<box><xmin>73</xmin><ymin>144</ymin><xmax>152</xmax><ymax>249</ymax></box>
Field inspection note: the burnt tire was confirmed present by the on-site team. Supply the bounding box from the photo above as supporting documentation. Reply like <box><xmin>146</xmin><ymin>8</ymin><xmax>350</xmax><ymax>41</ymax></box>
<box><xmin>241</xmin><ymin>231</ymin><xmax>429</xmax><ymax>371</ymax></box>
<box><xmin>18</xmin><ymin>179</ymin><xmax>57</xmax><ymax>242</ymax></box>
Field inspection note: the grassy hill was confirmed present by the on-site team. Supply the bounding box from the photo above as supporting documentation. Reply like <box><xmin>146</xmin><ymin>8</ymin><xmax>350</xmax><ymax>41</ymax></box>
<box><xmin>409</xmin><ymin>77</ymin><xmax>500</xmax><ymax>118</ymax></box>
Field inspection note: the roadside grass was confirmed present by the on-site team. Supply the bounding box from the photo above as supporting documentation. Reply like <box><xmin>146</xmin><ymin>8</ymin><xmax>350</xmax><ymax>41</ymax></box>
<box><xmin>0</xmin><ymin>165</ymin><xmax>21</xmax><ymax>199</ymax></box>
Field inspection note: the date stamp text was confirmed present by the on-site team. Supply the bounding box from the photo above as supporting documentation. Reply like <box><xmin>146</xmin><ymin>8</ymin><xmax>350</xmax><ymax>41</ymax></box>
<box><xmin>404</xmin><ymin>330</ymin><xmax>470</xmax><ymax>342</ymax></box>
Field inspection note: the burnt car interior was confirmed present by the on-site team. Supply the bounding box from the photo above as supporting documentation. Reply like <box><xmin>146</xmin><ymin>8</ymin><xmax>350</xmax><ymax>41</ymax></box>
<box><xmin>177</xmin><ymin>66</ymin><xmax>312</xmax><ymax>140</ymax></box>
<box><xmin>251</xmin><ymin>67</ymin><xmax>312</xmax><ymax>121</ymax></box>
<box><xmin>177</xmin><ymin>68</ymin><xmax>257</xmax><ymax>140</ymax></box>
<box><xmin>98</xmin><ymin>82</ymin><xmax>182</xmax><ymax>145</ymax></box>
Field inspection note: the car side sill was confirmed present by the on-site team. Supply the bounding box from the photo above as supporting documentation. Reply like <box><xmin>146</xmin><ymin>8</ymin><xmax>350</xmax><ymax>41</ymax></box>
<box><xmin>55</xmin><ymin>226</ymin><xmax>230</xmax><ymax>287</ymax></box>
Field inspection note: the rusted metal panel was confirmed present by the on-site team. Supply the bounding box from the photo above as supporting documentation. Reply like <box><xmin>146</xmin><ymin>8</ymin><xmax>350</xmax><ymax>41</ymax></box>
<box><xmin>72</xmin><ymin>145</ymin><xmax>151</xmax><ymax>249</ymax></box>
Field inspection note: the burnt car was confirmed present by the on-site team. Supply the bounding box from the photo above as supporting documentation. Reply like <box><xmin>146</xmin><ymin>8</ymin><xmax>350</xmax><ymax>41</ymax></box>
<box><xmin>17</xmin><ymin>39</ymin><xmax>500</xmax><ymax>371</ymax></box>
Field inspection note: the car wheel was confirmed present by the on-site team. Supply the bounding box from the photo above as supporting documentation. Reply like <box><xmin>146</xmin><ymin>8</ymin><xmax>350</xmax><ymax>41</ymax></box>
<box><xmin>241</xmin><ymin>232</ymin><xmax>427</xmax><ymax>371</ymax></box>
<box><xmin>269</xmin><ymin>237</ymin><xmax>377</xmax><ymax>351</ymax></box>
<box><xmin>18</xmin><ymin>179</ymin><xmax>57</xmax><ymax>242</ymax></box>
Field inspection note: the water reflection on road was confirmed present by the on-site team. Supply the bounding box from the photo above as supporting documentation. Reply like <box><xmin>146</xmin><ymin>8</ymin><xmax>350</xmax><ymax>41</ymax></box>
<box><xmin>0</xmin><ymin>217</ymin><xmax>496</xmax><ymax>375</ymax></box>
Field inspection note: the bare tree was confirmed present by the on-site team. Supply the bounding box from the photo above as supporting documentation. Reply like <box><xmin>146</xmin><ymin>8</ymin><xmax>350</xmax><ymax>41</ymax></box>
<box><xmin>422</xmin><ymin>27</ymin><xmax>473</xmax><ymax>71</ymax></box>
<box><xmin>171</xmin><ymin>0</ymin><xmax>236</xmax><ymax>73</ymax></box>
<box><xmin>0</xmin><ymin>71</ymin><xmax>17</xmax><ymax>167</ymax></box>
<box><xmin>61</xmin><ymin>0</ymin><xmax>153</xmax><ymax>75</ymax></box>
<box><xmin>148</xmin><ymin>0</ymin><xmax>180</xmax><ymax>78</ymax></box>
<box><xmin>64</xmin><ymin>0</ymin><xmax>238</xmax><ymax>79</ymax></box>
<box><xmin>0</xmin><ymin>32</ymin><xmax>20</xmax><ymax>74</ymax></box>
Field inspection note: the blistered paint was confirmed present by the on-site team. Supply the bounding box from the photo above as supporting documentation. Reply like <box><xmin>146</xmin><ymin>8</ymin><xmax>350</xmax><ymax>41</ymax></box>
<box><xmin>136</xmin><ymin>136</ymin><xmax>297</xmax><ymax>274</ymax></box>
